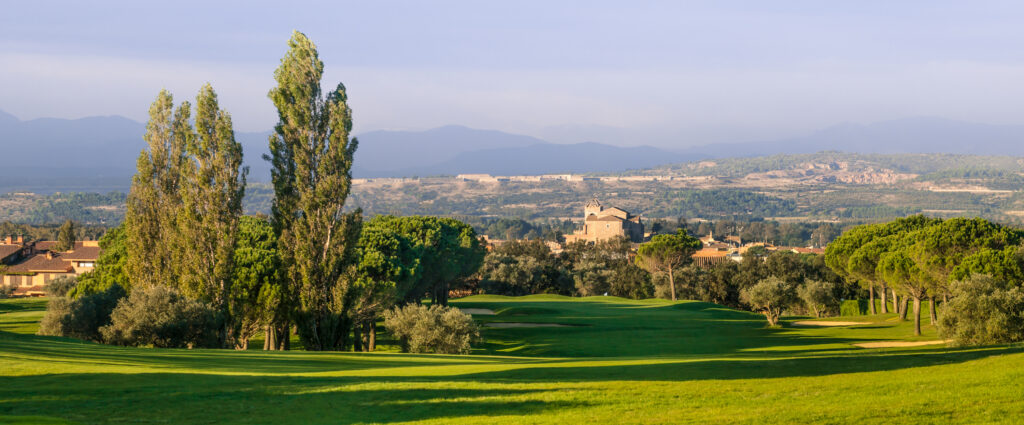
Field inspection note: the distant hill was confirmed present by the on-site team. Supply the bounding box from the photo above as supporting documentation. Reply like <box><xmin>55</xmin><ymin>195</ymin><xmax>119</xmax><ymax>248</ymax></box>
<box><xmin>353</xmin><ymin>126</ymin><xmax>698</xmax><ymax>177</ymax></box>
<box><xmin>685</xmin><ymin>117</ymin><xmax>1024</xmax><ymax>158</ymax></box>
<box><xmin>6</xmin><ymin>110</ymin><xmax>1024</xmax><ymax>192</ymax></box>
<box><xmin>0</xmin><ymin>110</ymin><xmax>269</xmax><ymax>192</ymax></box>
<box><xmin>0</xmin><ymin>113</ymin><xmax>696</xmax><ymax>186</ymax></box>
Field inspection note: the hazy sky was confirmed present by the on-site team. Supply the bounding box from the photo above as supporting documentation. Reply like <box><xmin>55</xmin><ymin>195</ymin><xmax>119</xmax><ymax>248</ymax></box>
<box><xmin>3</xmin><ymin>1</ymin><xmax>1024</xmax><ymax>147</ymax></box>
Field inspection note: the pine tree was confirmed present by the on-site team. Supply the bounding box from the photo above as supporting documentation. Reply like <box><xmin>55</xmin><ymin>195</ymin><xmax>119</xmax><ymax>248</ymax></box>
<box><xmin>267</xmin><ymin>31</ymin><xmax>362</xmax><ymax>351</ymax></box>
<box><xmin>177</xmin><ymin>84</ymin><xmax>247</xmax><ymax>347</ymax></box>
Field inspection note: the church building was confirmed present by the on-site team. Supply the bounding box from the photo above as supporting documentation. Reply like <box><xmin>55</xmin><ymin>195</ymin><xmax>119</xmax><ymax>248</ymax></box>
<box><xmin>563</xmin><ymin>198</ymin><xmax>645</xmax><ymax>244</ymax></box>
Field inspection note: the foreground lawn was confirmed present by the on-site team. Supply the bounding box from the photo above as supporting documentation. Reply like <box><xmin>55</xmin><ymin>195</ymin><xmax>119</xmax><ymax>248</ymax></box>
<box><xmin>1</xmin><ymin>295</ymin><xmax>1022</xmax><ymax>424</ymax></box>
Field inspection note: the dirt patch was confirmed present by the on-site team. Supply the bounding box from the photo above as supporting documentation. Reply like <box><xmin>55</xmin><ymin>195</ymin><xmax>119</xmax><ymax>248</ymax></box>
<box><xmin>458</xmin><ymin>308</ymin><xmax>495</xmax><ymax>315</ymax></box>
<box><xmin>854</xmin><ymin>340</ymin><xmax>949</xmax><ymax>348</ymax></box>
<box><xmin>791</xmin><ymin>321</ymin><xmax>871</xmax><ymax>327</ymax></box>
<box><xmin>484</xmin><ymin>322</ymin><xmax>574</xmax><ymax>328</ymax></box>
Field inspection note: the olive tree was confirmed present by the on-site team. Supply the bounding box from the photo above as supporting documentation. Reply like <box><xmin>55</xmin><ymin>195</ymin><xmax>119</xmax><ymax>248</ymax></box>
<box><xmin>740</xmin><ymin>276</ymin><xmax>797</xmax><ymax>326</ymax></box>
<box><xmin>939</xmin><ymin>275</ymin><xmax>1024</xmax><ymax>346</ymax></box>
<box><xmin>798</xmin><ymin>279</ymin><xmax>838</xmax><ymax>318</ymax></box>
<box><xmin>383</xmin><ymin>304</ymin><xmax>480</xmax><ymax>354</ymax></box>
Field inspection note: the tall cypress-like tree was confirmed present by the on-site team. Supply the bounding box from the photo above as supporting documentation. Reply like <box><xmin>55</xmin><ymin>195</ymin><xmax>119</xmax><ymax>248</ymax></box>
<box><xmin>178</xmin><ymin>84</ymin><xmax>247</xmax><ymax>347</ymax></box>
<box><xmin>54</xmin><ymin>220</ymin><xmax>76</xmax><ymax>252</ymax></box>
<box><xmin>267</xmin><ymin>31</ymin><xmax>362</xmax><ymax>351</ymax></box>
<box><xmin>125</xmin><ymin>90</ymin><xmax>190</xmax><ymax>291</ymax></box>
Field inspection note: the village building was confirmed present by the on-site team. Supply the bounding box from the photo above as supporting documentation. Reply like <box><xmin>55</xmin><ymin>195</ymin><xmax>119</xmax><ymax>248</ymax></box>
<box><xmin>0</xmin><ymin>238</ymin><xmax>101</xmax><ymax>297</ymax></box>
<box><xmin>563</xmin><ymin>199</ymin><xmax>645</xmax><ymax>244</ymax></box>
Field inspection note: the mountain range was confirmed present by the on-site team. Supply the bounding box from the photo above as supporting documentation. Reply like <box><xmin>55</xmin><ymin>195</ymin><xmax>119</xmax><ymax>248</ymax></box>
<box><xmin>3</xmin><ymin>109</ymin><xmax>1024</xmax><ymax>192</ymax></box>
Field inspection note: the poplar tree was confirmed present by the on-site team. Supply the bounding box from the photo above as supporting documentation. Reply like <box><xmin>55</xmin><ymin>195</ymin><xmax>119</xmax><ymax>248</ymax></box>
<box><xmin>177</xmin><ymin>84</ymin><xmax>247</xmax><ymax>347</ymax></box>
<box><xmin>267</xmin><ymin>31</ymin><xmax>362</xmax><ymax>351</ymax></box>
<box><xmin>125</xmin><ymin>91</ymin><xmax>189</xmax><ymax>291</ymax></box>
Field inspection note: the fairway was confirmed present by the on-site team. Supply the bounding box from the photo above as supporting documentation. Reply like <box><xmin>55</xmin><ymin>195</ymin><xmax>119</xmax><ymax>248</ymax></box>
<box><xmin>1</xmin><ymin>295</ymin><xmax>1022</xmax><ymax>424</ymax></box>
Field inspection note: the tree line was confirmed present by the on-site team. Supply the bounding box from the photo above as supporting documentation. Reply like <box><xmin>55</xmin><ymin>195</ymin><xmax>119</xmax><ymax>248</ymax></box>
<box><xmin>39</xmin><ymin>32</ymin><xmax>484</xmax><ymax>353</ymax></box>
<box><xmin>826</xmin><ymin>215</ymin><xmax>1024</xmax><ymax>342</ymax></box>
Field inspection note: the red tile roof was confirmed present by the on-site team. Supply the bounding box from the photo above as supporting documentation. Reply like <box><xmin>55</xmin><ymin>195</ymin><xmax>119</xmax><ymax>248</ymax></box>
<box><xmin>4</xmin><ymin>253</ymin><xmax>74</xmax><ymax>273</ymax></box>
<box><xmin>0</xmin><ymin>244</ymin><xmax>21</xmax><ymax>261</ymax></box>
<box><xmin>60</xmin><ymin>242</ymin><xmax>101</xmax><ymax>261</ymax></box>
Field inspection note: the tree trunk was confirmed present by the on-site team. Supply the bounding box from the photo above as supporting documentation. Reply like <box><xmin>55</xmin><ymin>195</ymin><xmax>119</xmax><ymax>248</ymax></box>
<box><xmin>869</xmin><ymin>285</ymin><xmax>876</xmax><ymax>315</ymax></box>
<box><xmin>368</xmin><ymin>321</ymin><xmax>376</xmax><ymax>352</ymax></box>
<box><xmin>892</xmin><ymin>290</ymin><xmax>898</xmax><ymax>315</ymax></box>
<box><xmin>880</xmin><ymin>286</ymin><xmax>889</xmax><ymax>314</ymax></box>
<box><xmin>899</xmin><ymin>296</ymin><xmax>909</xmax><ymax>321</ymax></box>
<box><xmin>264</xmin><ymin>325</ymin><xmax>275</xmax><ymax>351</ymax></box>
<box><xmin>929</xmin><ymin>297</ymin><xmax>937</xmax><ymax>325</ymax></box>
<box><xmin>279</xmin><ymin>323</ymin><xmax>290</xmax><ymax>351</ymax></box>
<box><xmin>353</xmin><ymin>322</ymin><xmax>363</xmax><ymax>352</ymax></box>
<box><xmin>668</xmin><ymin>268</ymin><xmax>677</xmax><ymax>301</ymax></box>
<box><xmin>913</xmin><ymin>297</ymin><xmax>922</xmax><ymax>336</ymax></box>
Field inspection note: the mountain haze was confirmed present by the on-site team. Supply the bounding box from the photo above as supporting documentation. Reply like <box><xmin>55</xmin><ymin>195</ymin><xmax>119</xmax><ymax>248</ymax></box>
<box><xmin>687</xmin><ymin>117</ymin><xmax>1024</xmax><ymax>158</ymax></box>
<box><xmin>5</xmin><ymin>110</ymin><xmax>1024</xmax><ymax>192</ymax></box>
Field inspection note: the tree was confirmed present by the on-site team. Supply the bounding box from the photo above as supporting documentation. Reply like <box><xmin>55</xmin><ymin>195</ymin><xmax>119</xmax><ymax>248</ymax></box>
<box><xmin>176</xmin><ymin>84</ymin><xmax>247</xmax><ymax>348</ymax></box>
<box><xmin>939</xmin><ymin>275</ymin><xmax>1024</xmax><ymax>346</ymax></box>
<box><xmin>100</xmin><ymin>285</ymin><xmax>220</xmax><ymax>349</ymax></box>
<box><xmin>73</xmin><ymin>225</ymin><xmax>128</xmax><ymax>297</ymax></box>
<box><xmin>382</xmin><ymin>304</ymin><xmax>480</xmax><ymax>354</ymax></box>
<box><xmin>635</xmin><ymin>229</ymin><xmax>701</xmax><ymax>301</ymax></box>
<box><xmin>740</xmin><ymin>276</ymin><xmax>797</xmax><ymax>326</ymax></box>
<box><xmin>350</xmin><ymin>216</ymin><xmax>422</xmax><ymax>351</ymax></box>
<box><xmin>910</xmin><ymin>218</ymin><xmax>1023</xmax><ymax>324</ymax></box>
<box><xmin>878</xmin><ymin>245</ymin><xmax>929</xmax><ymax>336</ymax></box>
<box><xmin>54</xmin><ymin>220</ymin><xmax>76</xmax><ymax>252</ymax></box>
<box><xmin>798</xmin><ymin>280</ymin><xmax>838</xmax><ymax>318</ymax></box>
<box><xmin>266</xmin><ymin>31</ymin><xmax>362</xmax><ymax>351</ymax></box>
<box><xmin>231</xmin><ymin>216</ymin><xmax>286</xmax><ymax>350</ymax></box>
<box><xmin>125</xmin><ymin>90</ymin><xmax>189</xmax><ymax>291</ymax></box>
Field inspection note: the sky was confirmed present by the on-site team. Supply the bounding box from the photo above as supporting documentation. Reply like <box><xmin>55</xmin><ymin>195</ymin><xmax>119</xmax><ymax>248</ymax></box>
<box><xmin>3</xmin><ymin>1</ymin><xmax>1024</xmax><ymax>147</ymax></box>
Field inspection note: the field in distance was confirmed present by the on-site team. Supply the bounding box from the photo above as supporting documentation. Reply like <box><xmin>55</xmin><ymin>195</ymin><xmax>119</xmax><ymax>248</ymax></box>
<box><xmin>2</xmin><ymin>295</ymin><xmax>1023</xmax><ymax>424</ymax></box>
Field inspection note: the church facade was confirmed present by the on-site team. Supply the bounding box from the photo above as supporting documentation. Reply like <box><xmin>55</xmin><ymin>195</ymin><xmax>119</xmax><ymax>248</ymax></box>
<box><xmin>563</xmin><ymin>199</ymin><xmax>645</xmax><ymax>244</ymax></box>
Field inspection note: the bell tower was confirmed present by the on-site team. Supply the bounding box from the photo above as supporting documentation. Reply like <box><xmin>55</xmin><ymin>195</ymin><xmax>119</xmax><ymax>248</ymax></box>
<box><xmin>584</xmin><ymin>197</ymin><xmax>603</xmax><ymax>217</ymax></box>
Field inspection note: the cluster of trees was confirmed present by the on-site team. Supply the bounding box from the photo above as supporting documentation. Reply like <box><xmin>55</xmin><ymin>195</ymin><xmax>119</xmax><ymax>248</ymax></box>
<box><xmin>478</xmin><ymin>238</ymin><xmax>651</xmax><ymax>299</ymax></box>
<box><xmin>826</xmin><ymin>215</ymin><xmax>1024</xmax><ymax>337</ymax></box>
<box><xmin>648</xmin><ymin>218</ymin><xmax>841</xmax><ymax>248</ymax></box>
<box><xmin>39</xmin><ymin>32</ymin><xmax>485</xmax><ymax>353</ymax></box>
<box><xmin>648</xmin><ymin>189</ymin><xmax>799</xmax><ymax>219</ymax></box>
<box><xmin>0</xmin><ymin>221</ymin><xmax>108</xmax><ymax>243</ymax></box>
<box><xmin>0</xmin><ymin>192</ymin><xmax>126</xmax><ymax>225</ymax></box>
<box><xmin>478</xmin><ymin>233</ymin><xmax>852</xmax><ymax>321</ymax></box>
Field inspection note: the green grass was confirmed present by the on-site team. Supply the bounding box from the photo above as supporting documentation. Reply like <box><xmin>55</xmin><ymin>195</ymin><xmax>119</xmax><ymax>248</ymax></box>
<box><xmin>1</xmin><ymin>295</ymin><xmax>1022</xmax><ymax>424</ymax></box>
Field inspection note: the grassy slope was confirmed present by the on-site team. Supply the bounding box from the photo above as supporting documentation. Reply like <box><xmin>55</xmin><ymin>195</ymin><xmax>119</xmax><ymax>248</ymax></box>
<box><xmin>1</xmin><ymin>295</ymin><xmax>1022</xmax><ymax>424</ymax></box>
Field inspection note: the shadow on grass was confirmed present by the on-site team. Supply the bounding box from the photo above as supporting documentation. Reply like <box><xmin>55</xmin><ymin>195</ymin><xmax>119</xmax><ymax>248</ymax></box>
<box><xmin>0</xmin><ymin>372</ymin><xmax>588</xmax><ymax>424</ymax></box>
<box><xmin>456</xmin><ymin>345</ymin><xmax>1024</xmax><ymax>383</ymax></box>
<box><xmin>0</xmin><ymin>331</ymin><xmax>521</xmax><ymax>375</ymax></box>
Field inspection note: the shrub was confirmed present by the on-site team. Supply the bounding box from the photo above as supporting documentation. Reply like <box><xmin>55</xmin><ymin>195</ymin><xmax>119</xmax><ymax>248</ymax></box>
<box><xmin>0</xmin><ymin>283</ymin><xmax>12</xmax><ymax>299</ymax></box>
<box><xmin>100</xmin><ymin>285</ymin><xmax>220</xmax><ymax>348</ymax></box>
<box><xmin>939</xmin><ymin>275</ymin><xmax>1024</xmax><ymax>346</ymax></box>
<box><xmin>38</xmin><ymin>284</ymin><xmax>126</xmax><ymax>342</ymax></box>
<box><xmin>798</xmin><ymin>280</ymin><xmax>838</xmax><ymax>318</ymax></box>
<box><xmin>45</xmin><ymin>276</ymin><xmax>78</xmax><ymax>298</ymax></box>
<box><xmin>383</xmin><ymin>304</ymin><xmax>480</xmax><ymax>354</ymax></box>
<box><xmin>839</xmin><ymin>299</ymin><xmax>868</xmax><ymax>316</ymax></box>
<box><xmin>740</xmin><ymin>276</ymin><xmax>797</xmax><ymax>326</ymax></box>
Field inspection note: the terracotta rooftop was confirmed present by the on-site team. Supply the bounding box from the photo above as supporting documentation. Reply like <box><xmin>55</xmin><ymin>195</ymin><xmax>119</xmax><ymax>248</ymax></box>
<box><xmin>4</xmin><ymin>253</ymin><xmax>74</xmax><ymax>274</ymax></box>
<box><xmin>692</xmin><ymin>248</ymin><xmax>730</xmax><ymax>258</ymax></box>
<box><xmin>34</xmin><ymin>241</ymin><xmax>57</xmax><ymax>252</ymax></box>
<box><xmin>0</xmin><ymin>244</ymin><xmax>21</xmax><ymax>261</ymax></box>
<box><xmin>60</xmin><ymin>242</ymin><xmax>101</xmax><ymax>261</ymax></box>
